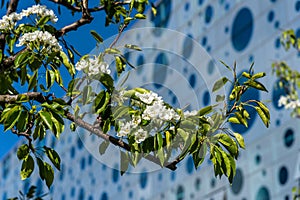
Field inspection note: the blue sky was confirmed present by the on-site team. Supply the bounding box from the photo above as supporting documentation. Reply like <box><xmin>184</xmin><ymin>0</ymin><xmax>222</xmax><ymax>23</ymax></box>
<box><xmin>0</xmin><ymin>0</ymin><xmax>120</xmax><ymax>158</ymax></box>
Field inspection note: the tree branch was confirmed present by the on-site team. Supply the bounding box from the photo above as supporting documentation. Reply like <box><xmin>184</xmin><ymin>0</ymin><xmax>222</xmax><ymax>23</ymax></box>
<box><xmin>0</xmin><ymin>92</ymin><xmax>178</xmax><ymax>170</ymax></box>
<box><xmin>0</xmin><ymin>92</ymin><xmax>47</xmax><ymax>103</ymax></box>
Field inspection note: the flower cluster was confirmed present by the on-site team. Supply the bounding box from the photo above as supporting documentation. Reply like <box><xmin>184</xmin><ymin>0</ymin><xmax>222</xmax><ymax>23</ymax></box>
<box><xmin>21</xmin><ymin>4</ymin><xmax>58</xmax><ymax>23</ymax></box>
<box><xmin>75</xmin><ymin>58</ymin><xmax>111</xmax><ymax>76</ymax></box>
<box><xmin>16</xmin><ymin>30</ymin><xmax>62</xmax><ymax>53</ymax></box>
<box><xmin>0</xmin><ymin>13</ymin><xmax>23</xmax><ymax>31</ymax></box>
<box><xmin>278</xmin><ymin>95</ymin><xmax>300</xmax><ymax>109</ymax></box>
<box><xmin>116</xmin><ymin>91</ymin><xmax>180</xmax><ymax>143</ymax></box>
<box><xmin>0</xmin><ymin>5</ymin><xmax>57</xmax><ymax>32</ymax></box>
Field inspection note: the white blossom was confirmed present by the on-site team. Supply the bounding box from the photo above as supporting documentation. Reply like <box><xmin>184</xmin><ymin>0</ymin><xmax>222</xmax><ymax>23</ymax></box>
<box><xmin>16</xmin><ymin>30</ymin><xmax>62</xmax><ymax>53</ymax></box>
<box><xmin>184</xmin><ymin>110</ymin><xmax>198</xmax><ymax>117</ymax></box>
<box><xmin>135</xmin><ymin>91</ymin><xmax>161</xmax><ymax>104</ymax></box>
<box><xmin>0</xmin><ymin>12</ymin><xmax>22</xmax><ymax>31</ymax></box>
<box><xmin>278</xmin><ymin>95</ymin><xmax>300</xmax><ymax>109</ymax></box>
<box><xmin>117</xmin><ymin>121</ymin><xmax>133</xmax><ymax>137</ymax></box>
<box><xmin>0</xmin><ymin>5</ymin><xmax>57</xmax><ymax>32</ymax></box>
<box><xmin>142</xmin><ymin>100</ymin><xmax>179</xmax><ymax>121</ymax></box>
<box><xmin>134</xmin><ymin>128</ymin><xmax>147</xmax><ymax>143</ymax></box>
<box><xmin>75</xmin><ymin>58</ymin><xmax>111</xmax><ymax>76</ymax></box>
<box><xmin>20</xmin><ymin>4</ymin><xmax>58</xmax><ymax>22</ymax></box>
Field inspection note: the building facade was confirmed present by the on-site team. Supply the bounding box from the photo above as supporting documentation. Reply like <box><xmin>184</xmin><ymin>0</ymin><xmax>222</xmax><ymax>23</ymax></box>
<box><xmin>1</xmin><ymin>0</ymin><xmax>300</xmax><ymax>199</ymax></box>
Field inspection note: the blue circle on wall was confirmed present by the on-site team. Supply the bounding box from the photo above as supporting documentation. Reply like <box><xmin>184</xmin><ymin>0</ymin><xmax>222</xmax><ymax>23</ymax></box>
<box><xmin>256</xmin><ymin>186</ymin><xmax>270</xmax><ymax>200</ymax></box>
<box><xmin>231</xmin><ymin>168</ymin><xmax>243</xmax><ymax>194</ymax></box>
<box><xmin>139</xmin><ymin>172</ymin><xmax>148</xmax><ymax>189</ymax></box>
<box><xmin>296</xmin><ymin>1</ymin><xmax>300</xmax><ymax>12</ymax></box>
<box><xmin>284</xmin><ymin>129</ymin><xmax>294</xmax><ymax>148</ymax></box>
<box><xmin>186</xmin><ymin>156</ymin><xmax>194</xmax><ymax>174</ymax></box>
<box><xmin>231</xmin><ymin>7</ymin><xmax>254</xmax><ymax>52</ymax></box>
<box><xmin>189</xmin><ymin>74</ymin><xmax>196</xmax><ymax>88</ymax></box>
<box><xmin>229</xmin><ymin>72</ymin><xmax>259</xmax><ymax>134</ymax></box>
<box><xmin>205</xmin><ymin>5</ymin><xmax>214</xmax><ymax>24</ymax></box>
<box><xmin>267</xmin><ymin>11</ymin><xmax>274</xmax><ymax>22</ymax></box>
<box><xmin>151</xmin><ymin>0</ymin><xmax>172</xmax><ymax>36</ymax></box>
<box><xmin>278</xmin><ymin>166</ymin><xmax>288</xmax><ymax>185</ymax></box>
<box><xmin>198</xmin><ymin>0</ymin><xmax>204</xmax><ymax>5</ymax></box>
<box><xmin>203</xmin><ymin>90</ymin><xmax>210</xmax><ymax>106</ymax></box>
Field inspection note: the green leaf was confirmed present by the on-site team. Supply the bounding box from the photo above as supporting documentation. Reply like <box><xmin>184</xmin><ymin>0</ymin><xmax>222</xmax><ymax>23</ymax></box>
<box><xmin>235</xmin><ymin>111</ymin><xmax>248</xmax><ymax>127</ymax></box>
<box><xmin>36</xmin><ymin>15</ymin><xmax>50</xmax><ymax>26</ymax></box>
<box><xmin>115</xmin><ymin>56</ymin><xmax>126</xmax><ymax>76</ymax></box>
<box><xmin>124</xmin><ymin>44</ymin><xmax>142</xmax><ymax>51</ymax></box>
<box><xmin>219</xmin><ymin>60</ymin><xmax>232</xmax><ymax>71</ymax></box>
<box><xmin>255</xmin><ymin>106</ymin><xmax>270</xmax><ymax>128</ymax></box>
<box><xmin>94</xmin><ymin>90</ymin><xmax>110</xmax><ymax>114</ymax></box>
<box><xmin>242</xmin><ymin>71</ymin><xmax>251</xmax><ymax>79</ymax></box>
<box><xmin>198</xmin><ymin>105</ymin><xmax>212</xmax><ymax>116</ymax></box>
<box><xmin>192</xmin><ymin>142</ymin><xmax>207</xmax><ymax>169</ymax></box>
<box><xmin>82</xmin><ymin>85</ymin><xmax>92</xmax><ymax>105</ymax></box>
<box><xmin>100</xmin><ymin>73</ymin><xmax>114</xmax><ymax>91</ymax></box>
<box><xmin>70</xmin><ymin>122</ymin><xmax>76</xmax><ymax>131</ymax></box>
<box><xmin>134</xmin><ymin>13</ymin><xmax>146</xmax><ymax>19</ymax></box>
<box><xmin>120</xmin><ymin>151</ymin><xmax>129</xmax><ymax>175</ymax></box>
<box><xmin>90</xmin><ymin>30</ymin><xmax>103</xmax><ymax>43</ymax></box>
<box><xmin>14</xmin><ymin>51</ymin><xmax>30</xmax><ymax>68</ymax></box>
<box><xmin>228</xmin><ymin>116</ymin><xmax>240</xmax><ymax>124</ymax></box>
<box><xmin>39</xmin><ymin>111</ymin><xmax>53</xmax><ymax>131</ymax></box>
<box><xmin>4</xmin><ymin>106</ymin><xmax>22</xmax><ymax>131</ymax></box>
<box><xmin>44</xmin><ymin>146</ymin><xmax>61</xmax><ymax>170</ymax></box>
<box><xmin>16</xmin><ymin>94</ymin><xmax>29</xmax><ymax>103</ymax></box>
<box><xmin>20</xmin><ymin>155</ymin><xmax>34</xmax><ymax>180</ymax></box>
<box><xmin>17</xmin><ymin>144</ymin><xmax>30</xmax><ymax>160</ymax></box>
<box><xmin>216</xmin><ymin>94</ymin><xmax>225</xmax><ymax>102</ymax></box>
<box><xmin>60</xmin><ymin>51</ymin><xmax>75</xmax><ymax>76</ymax></box>
<box><xmin>36</xmin><ymin>157</ymin><xmax>45</xmax><ymax>180</ymax></box>
<box><xmin>28</xmin><ymin>70</ymin><xmax>38</xmax><ymax>91</ymax></box>
<box><xmin>244</xmin><ymin>80</ymin><xmax>268</xmax><ymax>92</ymax></box>
<box><xmin>46</xmin><ymin>70</ymin><xmax>55</xmax><ymax>88</ymax></box>
<box><xmin>105</xmin><ymin>48</ymin><xmax>121</xmax><ymax>55</ymax></box>
<box><xmin>216</xmin><ymin>133</ymin><xmax>238</xmax><ymax>156</ymax></box>
<box><xmin>43</xmin><ymin>162</ymin><xmax>54</xmax><ymax>188</ymax></box>
<box><xmin>26</xmin><ymin>185</ymin><xmax>37</xmax><ymax>198</ymax></box>
<box><xmin>233</xmin><ymin>133</ymin><xmax>245</xmax><ymax>149</ymax></box>
<box><xmin>220</xmin><ymin>150</ymin><xmax>231</xmax><ymax>177</ymax></box>
<box><xmin>252</xmin><ymin>72</ymin><xmax>266</xmax><ymax>79</ymax></box>
<box><xmin>99</xmin><ymin>141</ymin><xmax>110</xmax><ymax>155</ymax></box>
<box><xmin>212</xmin><ymin>77</ymin><xmax>228</xmax><ymax>92</ymax></box>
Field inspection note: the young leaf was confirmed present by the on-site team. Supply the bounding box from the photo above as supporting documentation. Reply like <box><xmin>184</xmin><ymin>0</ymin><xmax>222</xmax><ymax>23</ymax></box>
<box><xmin>198</xmin><ymin>105</ymin><xmax>213</xmax><ymax>116</ymax></box>
<box><xmin>212</xmin><ymin>77</ymin><xmax>228</xmax><ymax>92</ymax></box>
<box><xmin>244</xmin><ymin>80</ymin><xmax>268</xmax><ymax>92</ymax></box>
<box><xmin>43</xmin><ymin>162</ymin><xmax>54</xmax><ymax>188</ymax></box>
<box><xmin>17</xmin><ymin>144</ymin><xmax>30</xmax><ymax>160</ymax></box>
<box><xmin>59</xmin><ymin>51</ymin><xmax>75</xmax><ymax>76</ymax></box>
<box><xmin>99</xmin><ymin>141</ymin><xmax>110</xmax><ymax>155</ymax></box>
<box><xmin>255</xmin><ymin>106</ymin><xmax>270</xmax><ymax>128</ymax></box>
<box><xmin>39</xmin><ymin>111</ymin><xmax>53</xmax><ymax>131</ymax></box>
<box><xmin>124</xmin><ymin>44</ymin><xmax>142</xmax><ymax>51</ymax></box>
<box><xmin>20</xmin><ymin>155</ymin><xmax>34</xmax><ymax>180</ymax></box>
<box><xmin>4</xmin><ymin>106</ymin><xmax>22</xmax><ymax>131</ymax></box>
<box><xmin>90</xmin><ymin>30</ymin><xmax>104</xmax><ymax>43</ymax></box>
<box><xmin>82</xmin><ymin>85</ymin><xmax>92</xmax><ymax>105</ymax></box>
<box><xmin>44</xmin><ymin>146</ymin><xmax>61</xmax><ymax>170</ymax></box>
<box><xmin>233</xmin><ymin>133</ymin><xmax>245</xmax><ymax>149</ymax></box>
